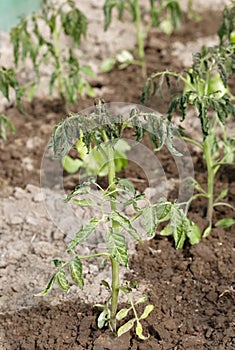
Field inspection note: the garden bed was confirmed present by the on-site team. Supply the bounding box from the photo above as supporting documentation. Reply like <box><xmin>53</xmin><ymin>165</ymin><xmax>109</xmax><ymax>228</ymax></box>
<box><xmin>0</xmin><ymin>2</ymin><xmax>235</xmax><ymax>350</ymax></box>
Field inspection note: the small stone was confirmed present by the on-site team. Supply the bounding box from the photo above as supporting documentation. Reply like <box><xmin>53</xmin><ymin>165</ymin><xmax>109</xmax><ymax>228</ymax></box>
<box><xmin>21</xmin><ymin>157</ymin><xmax>34</xmax><ymax>171</ymax></box>
<box><xmin>26</xmin><ymin>216</ymin><xmax>38</xmax><ymax>226</ymax></box>
<box><xmin>13</xmin><ymin>187</ymin><xmax>27</xmax><ymax>199</ymax></box>
<box><xmin>9</xmin><ymin>215</ymin><xmax>24</xmax><ymax>225</ymax></box>
<box><xmin>26</xmin><ymin>184</ymin><xmax>40</xmax><ymax>194</ymax></box>
<box><xmin>33</xmin><ymin>192</ymin><xmax>44</xmax><ymax>202</ymax></box>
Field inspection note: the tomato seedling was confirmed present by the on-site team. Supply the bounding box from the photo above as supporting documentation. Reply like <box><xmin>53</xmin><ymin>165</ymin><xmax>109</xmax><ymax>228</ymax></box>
<box><xmin>37</xmin><ymin>99</ymin><xmax>200</xmax><ymax>338</ymax></box>
<box><xmin>142</xmin><ymin>3</ymin><xmax>235</xmax><ymax>235</ymax></box>
<box><xmin>10</xmin><ymin>0</ymin><xmax>95</xmax><ymax>109</ymax></box>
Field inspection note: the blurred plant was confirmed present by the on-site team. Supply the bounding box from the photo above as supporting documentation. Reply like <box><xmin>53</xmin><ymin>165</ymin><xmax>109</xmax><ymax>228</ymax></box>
<box><xmin>62</xmin><ymin>137</ymin><xmax>131</xmax><ymax>176</ymax></box>
<box><xmin>142</xmin><ymin>2</ymin><xmax>235</xmax><ymax>235</ymax></box>
<box><xmin>102</xmin><ymin>0</ymin><xmax>182</xmax><ymax>77</ymax></box>
<box><xmin>37</xmin><ymin>99</ymin><xmax>200</xmax><ymax>339</ymax></box>
<box><xmin>10</xmin><ymin>0</ymin><xmax>95</xmax><ymax>108</ymax></box>
<box><xmin>0</xmin><ymin>66</ymin><xmax>24</xmax><ymax>140</ymax></box>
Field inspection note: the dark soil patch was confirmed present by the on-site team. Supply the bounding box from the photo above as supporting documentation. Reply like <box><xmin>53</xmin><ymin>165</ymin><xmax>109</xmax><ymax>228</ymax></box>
<box><xmin>0</xmin><ymin>9</ymin><xmax>235</xmax><ymax>350</ymax></box>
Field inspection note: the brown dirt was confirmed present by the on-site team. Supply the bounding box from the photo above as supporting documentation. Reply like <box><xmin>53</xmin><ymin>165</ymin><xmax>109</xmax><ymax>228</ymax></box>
<box><xmin>0</xmin><ymin>9</ymin><xmax>235</xmax><ymax>350</ymax></box>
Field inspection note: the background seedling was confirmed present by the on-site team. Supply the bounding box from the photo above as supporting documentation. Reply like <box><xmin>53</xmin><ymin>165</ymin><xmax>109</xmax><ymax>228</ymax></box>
<box><xmin>142</xmin><ymin>2</ymin><xmax>235</xmax><ymax>236</ymax></box>
<box><xmin>37</xmin><ymin>99</ymin><xmax>200</xmax><ymax>338</ymax></box>
<box><xmin>0</xmin><ymin>66</ymin><xmax>24</xmax><ymax>140</ymax></box>
<box><xmin>10</xmin><ymin>0</ymin><xmax>95</xmax><ymax>109</ymax></box>
<box><xmin>102</xmin><ymin>0</ymin><xmax>182</xmax><ymax>77</ymax></box>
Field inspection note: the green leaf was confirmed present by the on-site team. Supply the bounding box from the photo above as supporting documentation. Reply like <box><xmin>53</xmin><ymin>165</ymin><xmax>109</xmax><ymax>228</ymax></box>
<box><xmin>106</xmin><ymin>228</ymin><xmax>128</xmax><ymax>267</ymax></box>
<box><xmin>35</xmin><ymin>273</ymin><xmax>57</xmax><ymax>296</ymax></box>
<box><xmin>216</xmin><ymin>189</ymin><xmax>229</xmax><ymax>202</ymax></box>
<box><xmin>101</xmin><ymin>280</ymin><xmax>111</xmax><ymax>290</ymax></box>
<box><xmin>62</xmin><ymin>155</ymin><xmax>83</xmax><ymax>173</ymax></box>
<box><xmin>116</xmin><ymin>307</ymin><xmax>132</xmax><ymax>321</ymax></box>
<box><xmin>56</xmin><ymin>269</ymin><xmax>70</xmax><ymax>291</ymax></box>
<box><xmin>161</xmin><ymin>205</ymin><xmax>189</xmax><ymax>249</ymax></box>
<box><xmin>80</xmin><ymin>65</ymin><xmax>96</xmax><ymax>78</ymax></box>
<box><xmin>215</xmin><ymin>218</ymin><xmax>235</xmax><ymax>228</ymax></box>
<box><xmin>100</xmin><ymin>57</ymin><xmax>116</xmax><ymax>72</ymax></box>
<box><xmin>135</xmin><ymin>295</ymin><xmax>148</xmax><ymax>305</ymax></box>
<box><xmin>53</xmin><ymin>259</ymin><xmax>62</xmax><ymax>267</ymax></box>
<box><xmin>0</xmin><ymin>114</ymin><xmax>15</xmax><ymax>141</ymax></box>
<box><xmin>140</xmin><ymin>304</ymin><xmax>154</xmax><ymax>320</ymax></box>
<box><xmin>135</xmin><ymin>320</ymin><xmax>149</xmax><ymax>340</ymax></box>
<box><xmin>187</xmin><ymin>221</ymin><xmax>201</xmax><ymax>245</ymax></box>
<box><xmin>67</xmin><ymin>218</ymin><xmax>99</xmax><ymax>252</ymax></box>
<box><xmin>142</xmin><ymin>205</ymin><xmax>157</xmax><ymax>237</ymax></box>
<box><xmin>203</xmin><ymin>226</ymin><xmax>212</xmax><ymax>238</ymax></box>
<box><xmin>111</xmin><ymin>211</ymin><xmax>141</xmax><ymax>242</ymax></box>
<box><xmin>118</xmin><ymin>178</ymin><xmax>135</xmax><ymax>196</ymax></box>
<box><xmin>156</xmin><ymin>200</ymin><xmax>171</xmax><ymax>222</ymax></box>
<box><xmin>64</xmin><ymin>178</ymin><xmax>95</xmax><ymax>202</ymax></box>
<box><xmin>117</xmin><ymin>318</ymin><xmax>135</xmax><ymax>337</ymax></box>
<box><xmin>73</xmin><ymin>198</ymin><xmax>95</xmax><ymax>207</ymax></box>
<box><xmin>69</xmin><ymin>256</ymin><xmax>84</xmax><ymax>288</ymax></box>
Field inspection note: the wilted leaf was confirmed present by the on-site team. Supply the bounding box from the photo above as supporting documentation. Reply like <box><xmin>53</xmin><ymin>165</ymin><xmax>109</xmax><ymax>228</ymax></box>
<box><xmin>98</xmin><ymin>308</ymin><xmax>110</xmax><ymax>329</ymax></box>
<box><xmin>142</xmin><ymin>205</ymin><xmax>157</xmax><ymax>237</ymax></box>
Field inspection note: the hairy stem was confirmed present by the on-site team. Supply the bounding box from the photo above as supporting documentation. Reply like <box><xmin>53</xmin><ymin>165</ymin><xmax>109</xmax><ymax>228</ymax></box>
<box><xmin>204</xmin><ymin>136</ymin><xmax>215</xmax><ymax>230</ymax></box>
<box><xmin>107</xmin><ymin>143</ymin><xmax>120</xmax><ymax>332</ymax></box>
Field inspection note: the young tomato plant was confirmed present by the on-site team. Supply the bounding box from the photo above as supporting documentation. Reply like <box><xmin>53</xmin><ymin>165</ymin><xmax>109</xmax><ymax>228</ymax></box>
<box><xmin>142</xmin><ymin>4</ymin><xmax>235</xmax><ymax>235</ymax></box>
<box><xmin>0</xmin><ymin>66</ymin><xmax>24</xmax><ymax>140</ymax></box>
<box><xmin>37</xmin><ymin>99</ymin><xmax>200</xmax><ymax>338</ymax></box>
<box><xmin>102</xmin><ymin>0</ymin><xmax>182</xmax><ymax>77</ymax></box>
<box><xmin>10</xmin><ymin>0</ymin><xmax>95</xmax><ymax>109</ymax></box>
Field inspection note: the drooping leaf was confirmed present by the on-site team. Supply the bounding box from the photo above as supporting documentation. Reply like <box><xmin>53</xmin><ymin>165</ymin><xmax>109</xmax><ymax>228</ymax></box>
<box><xmin>35</xmin><ymin>273</ymin><xmax>57</xmax><ymax>296</ymax></box>
<box><xmin>142</xmin><ymin>205</ymin><xmax>157</xmax><ymax>237</ymax></box>
<box><xmin>64</xmin><ymin>178</ymin><xmax>95</xmax><ymax>202</ymax></box>
<box><xmin>69</xmin><ymin>256</ymin><xmax>84</xmax><ymax>288</ymax></box>
<box><xmin>67</xmin><ymin>218</ymin><xmax>99</xmax><ymax>252</ymax></box>
<box><xmin>73</xmin><ymin>198</ymin><xmax>95</xmax><ymax>207</ymax></box>
<box><xmin>56</xmin><ymin>269</ymin><xmax>70</xmax><ymax>291</ymax></box>
<box><xmin>106</xmin><ymin>228</ymin><xmax>128</xmax><ymax>267</ymax></box>
<box><xmin>135</xmin><ymin>320</ymin><xmax>149</xmax><ymax>340</ymax></box>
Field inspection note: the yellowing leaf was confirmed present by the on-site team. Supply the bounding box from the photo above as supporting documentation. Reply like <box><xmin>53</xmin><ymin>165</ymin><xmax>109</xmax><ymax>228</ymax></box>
<box><xmin>117</xmin><ymin>318</ymin><xmax>135</xmax><ymax>337</ymax></box>
<box><xmin>140</xmin><ymin>304</ymin><xmax>154</xmax><ymax>320</ymax></box>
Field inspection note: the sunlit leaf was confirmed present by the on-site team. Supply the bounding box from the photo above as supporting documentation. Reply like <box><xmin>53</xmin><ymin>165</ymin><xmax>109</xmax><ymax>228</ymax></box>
<box><xmin>135</xmin><ymin>320</ymin><xmax>149</xmax><ymax>340</ymax></box>
<box><xmin>56</xmin><ymin>269</ymin><xmax>70</xmax><ymax>291</ymax></box>
<box><xmin>215</xmin><ymin>218</ymin><xmax>235</xmax><ymax>228</ymax></box>
<box><xmin>117</xmin><ymin>318</ymin><xmax>135</xmax><ymax>337</ymax></box>
<box><xmin>35</xmin><ymin>273</ymin><xmax>57</xmax><ymax>296</ymax></box>
<box><xmin>111</xmin><ymin>211</ymin><xmax>141</xmax><ymax>242</ymax></box>
<box><xmin>107</xmin><ymin>228</ymin><xmax>128</xmax><ymax>267</ymax></box>
<box><xmin>116</xmin><ymin>307</ymin><xmax>131</xmax><ymax>321</ymax></box>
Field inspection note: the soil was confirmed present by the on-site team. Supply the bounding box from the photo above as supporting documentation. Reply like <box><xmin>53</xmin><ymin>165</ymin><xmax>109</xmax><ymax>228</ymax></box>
<box><xmin>0</xmin><ymin>3</ymin><xmax>235</xmax><ymax>350</ymax></box>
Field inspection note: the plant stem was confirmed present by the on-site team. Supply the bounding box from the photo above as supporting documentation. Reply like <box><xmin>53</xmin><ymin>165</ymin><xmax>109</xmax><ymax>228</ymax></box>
<box><xmin>107</xmin><ymin>143</ymin><xmax>120</xmax><ymax>332</ymax></box>
<box><xmin>134</xmin><ymin>0</ymin><xmax>146</xmax><ymax>77</ymax></box>
<box><xmin>203</xmin><ymin>136</ymin><xmax>215</xmax><ymax>230</ymax></box>
<box><xmin>52</xmin><ymin>27</ymin><xmax>64</xmax><ymax>103</ymax></box>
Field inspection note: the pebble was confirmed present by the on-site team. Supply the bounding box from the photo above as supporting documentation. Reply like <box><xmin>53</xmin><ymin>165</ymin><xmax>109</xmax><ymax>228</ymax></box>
<box><xmin>8</xmin><ymin>215</ymin><xmax>24</xmax><ymax>225</ymax></box>
<box><xmin>33</xmin><ymin>192</ymin><xmax>44</xmax><ymax>202</ymax></box>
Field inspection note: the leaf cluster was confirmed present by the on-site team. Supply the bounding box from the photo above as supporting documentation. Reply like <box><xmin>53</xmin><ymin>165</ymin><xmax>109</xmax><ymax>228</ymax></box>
<box><xmin>142</xmin><ymin>43</ymin><xmax>235</xmax><ymax>137</ymax></box>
